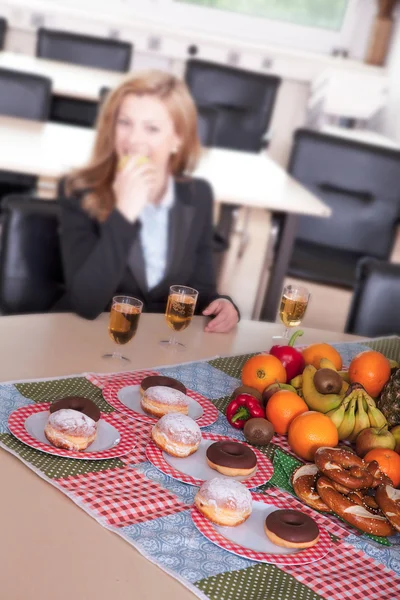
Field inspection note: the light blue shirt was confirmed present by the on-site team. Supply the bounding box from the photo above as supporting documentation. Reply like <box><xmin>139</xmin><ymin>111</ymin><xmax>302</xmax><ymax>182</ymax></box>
<box><xmin>139</xmin><ymin>177</ymin><xmax>174</xmax><ymax>290</ymax></box>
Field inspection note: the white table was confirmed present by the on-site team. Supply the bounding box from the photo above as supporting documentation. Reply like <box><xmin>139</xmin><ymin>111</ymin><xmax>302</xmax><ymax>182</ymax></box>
<box><xmin>0</xmin><ymin>116</ymin><xmax>330</xmax><ymax>321</ymax></box>
<box><xmin>0</xmin><ymin>314</ymin><xmax>362</xmax><ymax>600</ymax></box>
<box><xmin>0</xmin><ymin>50</ymin><xmax>123</xmax><ymax>102</ymax></box>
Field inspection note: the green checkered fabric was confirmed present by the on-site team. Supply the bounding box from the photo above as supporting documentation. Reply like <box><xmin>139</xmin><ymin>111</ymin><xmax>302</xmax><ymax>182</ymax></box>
<box><xmin>364</xmin><ymin>337</ymin><xmax>400</xmax><ymax>363</ymax></box>
<box><xmin>209</xmin><ymin>354</ymin><xmax>258</xmax><ymax>379</ymax></box>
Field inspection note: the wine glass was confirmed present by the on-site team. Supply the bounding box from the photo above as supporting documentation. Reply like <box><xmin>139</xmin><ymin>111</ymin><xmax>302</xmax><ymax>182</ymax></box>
<box><xmin>274</xmin><ymin>284</ymin><xmax>310</xmax><ymax>339</ymax></box>
<box><xmin>159</xmin><ymin>285</ymin><xmax>198</xmax><ymax>350</ymax></box>
<box><xmin>102</xmin><ymin>295</ymin><xmax>143</xmax><ymax>361</ymax></box>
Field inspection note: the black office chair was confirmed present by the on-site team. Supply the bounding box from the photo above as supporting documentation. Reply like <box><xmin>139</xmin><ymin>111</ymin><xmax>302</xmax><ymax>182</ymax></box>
<box><xmin>287</xmin><ymin>129</ymin><xmax>400</xmax><ymax>288</ymax></box>
<box><xmin>185</xmin><ymin>59</ymin><xmax>281</xmax><ymax>151</ymax></box>
<box><xmin>36</xmin><ymin>28</ymin><xmax>132</xmax><ymax>128</ymax></box>
<box><xmin>0</xmin><ymin>196</ymin><xmax>64</xmax><ymax>315</ymax></box>
<box><xmin>0</xmin><ymin>69</ymin><xmax>52</xmax><ymax>205</ymax></box>
<box><xmin>345</xmin><ymin>258</ymin><xmax>400</xmax><ymax>337</ymax></box>
<box><xmin>0</xmin><ymin>17</ymin><xmax>7</xmax><ymax>49</ymax></box>
<box><xmin>0</xmin><ymin>67</ymin><xmax>51</xmax><ymax>120</ymax></box>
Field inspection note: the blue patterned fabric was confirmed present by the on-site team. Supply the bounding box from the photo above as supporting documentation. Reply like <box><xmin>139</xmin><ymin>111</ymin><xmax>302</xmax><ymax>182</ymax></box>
<box><xmin>159</xmin><ymin>362</ymin><xmax>240</xmax><ymax>399</ymax></box>
<box><xmin>0</xmin><ymin>384</ymin><xmax>34</xmax><ymax>433</ymax></box>
<box><xmin>121</xmin><ymin>510</ymin><xmax>253</xmax><ymax>583</ymax></box>
<box><xmin>345</xmin><ymin>534</ymin><xmax>400</xmax><ymax>574</ymax></box>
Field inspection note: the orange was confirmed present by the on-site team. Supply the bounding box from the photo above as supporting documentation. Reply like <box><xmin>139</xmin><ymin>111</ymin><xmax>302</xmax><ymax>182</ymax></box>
<box><xmin>288</xmin><ymin>411</ymin><xmax>339</xmax><ymax>461</ymax></box>
<box><xmin>364</xmin><ymin>448</ymin><xmax>400</xmax><ymax>488</ymax></box>
<box><xmin>241</xmin><ymin>354</ymin><xmax>287</xmax><ymax>393</ymax></box>
<box><xmin>348</xmin><ymin>351</ymin><xmax>391</xmax><ymax>398</ymax></box>
<box><xmin>265</xmin><ymin>390</ymin><xmax>308</xmax><ymax>435</ymax></box>
<box><xmin>302</xmin><ymin>343</ymin><xmax>342</xmax><ymax>371</ymax></box>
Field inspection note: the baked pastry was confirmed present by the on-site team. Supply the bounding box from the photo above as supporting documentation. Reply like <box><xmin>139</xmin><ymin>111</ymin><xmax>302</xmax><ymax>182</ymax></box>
<box><xmin>151</xmin><ymin>413</ymin><xmax>201</xmax><ymax>457</ymax></box>
<box><xmin>194</xmin><ymin>478</ymin><xmax>252</xmax><ymax>526</ymax></box>
<box><xmin>140</xmin><ymin>375</ymin><xmax>186</xmax><ymax>397</ymax></box>
<box><xmin>50</xmin><ymin>396</ymin><xmax>101</xmax><ymax>423</ymax></box>
<box><xmin>291</xmin><ymin>464</ymin><xmax>331</xmax><ymax>513</ymax></box>
<box><xmin>264</xmin><ymin>509</ymin><xmax>320</xmax><ymax>549</ymax></box>
<box><xmin>44</xmin><ymin>408</ymin><xmax>97</xmax><ymax>451</ymax></box>
<box><xmin>206</xmin><ymin>441</ymin><xmax>257</xmax><ymax>477</ymax></box>
<box><xmin>141</xmin><ymin>385</ymin><xmax>190</xmax><ymax>417</ymax></box>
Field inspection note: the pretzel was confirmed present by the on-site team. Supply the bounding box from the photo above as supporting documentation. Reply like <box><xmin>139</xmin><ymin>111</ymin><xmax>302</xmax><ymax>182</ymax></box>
<box><xmin>314</xmin><ymin>447</ymin><xmax>373</xmax><ymax>490</ymax></box>
<box><xmin>366</xmin><ymin>460</ymin><xmax>394</xmax><ymax>488</ymax></box>
<box><xmin>376</xmin><ymin>484</ymin><xmax>400</xmax><ymax>533</ymax></box>
<box><xmin>316</xmin><ymin>476</ymin><xmax>394</xmax><ymax>537</ymax></box>
<box><xmin>291</xmin><ymin>464</ymin><xmax>331</xmax><ymax>513</ymax></box>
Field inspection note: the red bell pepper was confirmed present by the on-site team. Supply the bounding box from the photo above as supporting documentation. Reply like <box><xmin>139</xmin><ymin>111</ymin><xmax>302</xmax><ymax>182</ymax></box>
<box><xmin>226</xmin><ymin>394</ymin><xmax>265</xmax><ymax>429</ymax></box>
<box><xmin>270</xmin><ymin>330</ymin><xmax>305</xmax><ymax>381</ymax></box>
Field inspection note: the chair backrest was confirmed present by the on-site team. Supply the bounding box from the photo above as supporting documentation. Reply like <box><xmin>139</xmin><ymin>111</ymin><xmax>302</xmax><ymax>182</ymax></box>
<box><xmin>345</xmin><ymin>258</ymin><xmax>400</xmax><ymax>337</ymax></box>
<box><xmin>36</xmin><ymin>28</ymin><xmax>133</xmax><ymax>72</ymax></box>
<box><xmin>0</xmin><ymin>17</ymin><xmax>7</xmax><ymax>49</ymax></box>
<box><xmin>0</xmin><ymin>196</ymin><xmax>64</xmax><ymax>315</ymax></box>
<box><xmin>289</xmin><ymin>129</ymin><xmax>400</xmax><ymax>258</ymax></box>
<box><xmin>0</xmin><ymin>68</ymin><xmax>51</xmax><ymax>121</ymax></box>
<box><xmin>185</xmin><ymin>60</ymin><xmax>281</xmax><ymax>151</ymax></box>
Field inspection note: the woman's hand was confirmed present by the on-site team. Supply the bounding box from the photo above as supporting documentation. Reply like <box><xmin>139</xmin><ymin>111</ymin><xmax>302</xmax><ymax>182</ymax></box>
<box><xmin>202</xmin><ymin>298</ymin><xmax>239</xmax><ymax>333</ymax></box>
<box><xmin>113</xmin><ymin>156</ymin><xmax>156</xmax><ymax>223</ymax></box>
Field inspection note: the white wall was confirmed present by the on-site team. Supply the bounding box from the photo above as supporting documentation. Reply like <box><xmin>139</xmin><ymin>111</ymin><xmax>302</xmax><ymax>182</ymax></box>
<box><xmin>383</xmin><ymin>15</ymin><xmax>400</xmax><ymax>142</ymax></box>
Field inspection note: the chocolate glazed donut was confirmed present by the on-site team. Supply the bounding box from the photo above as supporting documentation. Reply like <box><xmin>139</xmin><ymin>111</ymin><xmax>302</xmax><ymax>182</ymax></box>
<box><xmin>140</xmin><ymin>376</ymin><xmax>187</xmax><ymax>396</ymax></box>
<box><xmin>264</xmin><ymin>510</ymin><xmax>320</xmax><ymax>549</ymax></box>
<box><xmin>206</xmin><ymin>441</ymin><xmax>257</xmax><ymax>477</ymax></box>
<box><xmin>50</xmin><ymin>397</ymin><xmax>101</xmax><ymax>422</ymax></box>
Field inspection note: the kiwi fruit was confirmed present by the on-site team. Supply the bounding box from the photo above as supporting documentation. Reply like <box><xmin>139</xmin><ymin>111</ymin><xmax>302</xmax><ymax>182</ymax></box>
<box><xmin>314</xmin><ymin>368</ymin><xmax>342</xmax><ymax>394</ymax></box>
<box><xmin>244</xmin><ymin>418</ymin><xmax>274</xmax><ymax>446</ymax></box>
<box><xmin>231</xmin><ymin>385</ymin><xmax>262</xmax><ymax>402</ymax></box>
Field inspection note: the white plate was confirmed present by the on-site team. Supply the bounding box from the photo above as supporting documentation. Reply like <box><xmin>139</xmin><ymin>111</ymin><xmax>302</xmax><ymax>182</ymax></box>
<box><xmin>117</xmin><ymin>384</ymin><xmax>204</xmax><ymax>420</ymax></box>
<box><xmin>217</xmin><ymin>503</ymin><xmax>298</xmax><ymax>555</ymax></box>
<box><xmin>25</xmin><ymin>412</ymin><xmax>121</xmax><ymax>453</ymax></box>
<box><xmin>164</xmin><ymin>439</ymin><xmax>257</xmax><ymax>483</ymax></box>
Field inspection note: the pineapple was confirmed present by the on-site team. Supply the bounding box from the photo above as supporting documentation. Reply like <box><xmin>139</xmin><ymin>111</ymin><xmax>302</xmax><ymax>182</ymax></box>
<box><xmin>377</xmin><ymin>368</ymin><xmax>400</xmax><ymax>427</ymax></box>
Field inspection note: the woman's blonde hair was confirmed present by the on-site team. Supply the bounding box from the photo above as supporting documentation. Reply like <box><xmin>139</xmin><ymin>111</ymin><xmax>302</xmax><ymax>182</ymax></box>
<box><xmin>65</xmin><ymin>70</ymin><xmax>201</xmax><ymax>220</ymax></box>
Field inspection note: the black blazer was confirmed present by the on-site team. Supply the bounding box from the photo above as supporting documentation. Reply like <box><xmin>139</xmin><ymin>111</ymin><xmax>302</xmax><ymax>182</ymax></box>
<box><xmin>56</xmin><ymin>177</ymin><xmax>237</xmax><ymax>319</ymax></box>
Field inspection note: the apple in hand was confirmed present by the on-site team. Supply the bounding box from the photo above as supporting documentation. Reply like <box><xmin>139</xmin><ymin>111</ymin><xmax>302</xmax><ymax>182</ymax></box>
<box><xmin>355</xmin><ymin>426</ymin><xmax>396</xmax><ymax>458</ymax></box>
<box><xmin>390</xmin><ymin>425</ymin><xmax>400</xmax><ymax>453</ymax></box>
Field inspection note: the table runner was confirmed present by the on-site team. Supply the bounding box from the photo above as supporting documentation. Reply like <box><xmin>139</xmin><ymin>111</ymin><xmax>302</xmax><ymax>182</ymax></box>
<box><xmin>1</xmin><ymin>338</ymin><xmax>400</xmax><ymax>600</ymax></box>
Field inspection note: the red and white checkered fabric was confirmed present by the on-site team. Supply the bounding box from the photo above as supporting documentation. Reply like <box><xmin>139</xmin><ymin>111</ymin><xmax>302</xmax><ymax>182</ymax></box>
<box><xmin>119</xmin><ymin>419</ymin><xmax>152</xmax><ymax>466</ymax></box>
<box><xmin>101</xmin><ymin>374</ymin><xmax>219</xmax><ymax>428</ymax></box>
<box><xmin>87</xmin><ymin>369</ymin><xmax>159</xmax><ymax>390</ymax></box>
<box><xmin>57</xmin><ymin>468</ymin><xmax>189</xmax><ymax>527</ymax></box>
<box><xmin>284</xmin><ymin>542</ymin><xmax>400</xmax><ymax>600</ymax></box>
<box><xmin>8</xmin><ymin>404</ymin><xmax>136</xmax><ymax>460</ymax></box>
<box><xmin>146</xmin><ymin>433</ymin><xmax>274</xmax><ymax>489</ymax></box>
<box><xmin>192</xmin><ymin>489</ymin><xmax>332</xmax><ymax>565</ymax></box>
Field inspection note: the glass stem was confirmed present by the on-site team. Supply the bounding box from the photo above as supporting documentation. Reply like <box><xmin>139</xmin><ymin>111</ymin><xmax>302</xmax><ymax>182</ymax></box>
<box><xmin>170</xmin><ymin>335</ymin><xmax>176</xmax><ymax>345</ymax></box>
<box><xmin>283</xmin><ymin>327</ymin><xmax>290</xmax><ymax>339</ymax></box>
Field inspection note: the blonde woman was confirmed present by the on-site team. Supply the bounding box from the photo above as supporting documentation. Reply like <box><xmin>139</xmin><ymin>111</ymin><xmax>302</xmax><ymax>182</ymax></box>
<box><xmin>57</xmin><ymin>70</ymin><xmax>239</xmax><ymax>332</ymax></box>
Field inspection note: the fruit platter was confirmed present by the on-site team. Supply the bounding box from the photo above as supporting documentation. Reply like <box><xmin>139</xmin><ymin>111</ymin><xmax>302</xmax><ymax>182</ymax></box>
<box><xmin>224</xmin><ymin>331</ymin><xmax>400</xmax><ymax>538</ymax></box>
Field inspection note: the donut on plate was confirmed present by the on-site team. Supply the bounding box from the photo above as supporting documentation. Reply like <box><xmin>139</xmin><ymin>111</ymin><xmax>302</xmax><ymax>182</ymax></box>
<box><xmin>206</xmin><ymin>441</ymin><xmax>257</xmax><ymax>477</ymax></box>
<box><xmin>141</xmin><ymin>385</ymin><xmax>190</xmax><ymax>417</ymax></box>
<box><xmin>376</xmin><ymin>484</ymin><xmax>400</xmax><ymax>533</ymax></box>
<box><xmin>194</xmin><ymin>478</ymin><xmax>252</xmax><ymax>526</ymax></box>
<box><xmin>264</xmin><ymin>509</ymin><xmax>320</xmax><ymax>549</ymax></box>
<box><xmin>50</xmin><ymin>396</ymin><xmax>100</xmax><ymax>422</ymax></box>
<box><xmin>44</xmin><ymin>409</ymin><xmax>97</xmax><ymax>451</ymax></box>
<box><xmin>291</xmin><ymin>464</ymin><xmax>331</xmax><ymax>513</ymax></box>
<box><xmin>151</xmin><ymin>413</ymin><xmax>201</xmax><ymax>457</ymax></box>
<box><xmin>316</xmin><ymin>476</ymin><xmax>395</xmax><ymax>537</ymax></box>
<box><xmin>140</xmin><ymin>375</ymin><xmax>186</xmax><ymax>397</ymax></box>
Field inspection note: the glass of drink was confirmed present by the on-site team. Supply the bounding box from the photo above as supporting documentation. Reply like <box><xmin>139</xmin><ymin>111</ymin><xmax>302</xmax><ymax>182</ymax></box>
<box><xmin>275</xmin><ymin>284</ymin><xmax>310</xmax><ymax>339</ymax></box>
<box><xmin>102</xmin><ymin>295</ymin><xmax>143</xmax><ymax>361</ymax></box>
<box><xmin>160</xmin><ymin>285</ymin><xmax>198</xmax><ymax>350</ymax></box>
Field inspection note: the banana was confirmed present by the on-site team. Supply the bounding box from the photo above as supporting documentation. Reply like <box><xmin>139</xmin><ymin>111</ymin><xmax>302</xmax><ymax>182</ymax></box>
<box><xmin>338</xmin><ymin>370</ymin><xmax>350</xmax><ymax>383</ymax></box>
<box><xmin>337</xmin><ymin>396</ymin><xmax>357</xmax><ymax>440</ymax></box>
<box><xmin>365</xmin><ymin>396</ymin><xmax>387</xmax><ymax>428</ymax></box>
<box><xmin>302</xmin><ymin>365</ymin><xmax>343</xmax><ymax>413</ymax></box>
<box><xmin>319</xmin><ymin>358</ymin><xmax>338</xmax><ymax>371</ymax></box>
<box><xmin>326</xmin><ymin>396</ymin><xmax>350</xmax><ymax>430</ymax></box>
<box><xmin>348</xmin><ymin>392</ymin><xmax>371</xmax><ymax>442</ymax></box>
<box><xmin>290</xmin><ymin>374</ymin><xmax>303</xmax><ymax>389</ymax></box>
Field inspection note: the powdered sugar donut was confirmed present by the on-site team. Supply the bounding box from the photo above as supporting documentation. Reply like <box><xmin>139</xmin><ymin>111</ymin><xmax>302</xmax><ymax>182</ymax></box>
<box><xmin>194</xmin><ymin>478</ymin><xmax>252</xmax><ymax>526</ymax></box>
<box><xmin>141</xmin><ymin>385</ymin><xmax>190</xmax><ymax>417</ymax></box>
<box><xmin>151</xmin><ymin>413</ymin><xmax>201</xmax><ymax>457</ymax></box>
<box><xmin>44</xmin><ymin>408</ymin><xmax>97</xmax><ymax>451</ymax></box>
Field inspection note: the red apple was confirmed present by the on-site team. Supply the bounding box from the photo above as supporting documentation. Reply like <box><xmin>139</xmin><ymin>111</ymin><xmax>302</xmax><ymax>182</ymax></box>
<box><xmin>390</xmin><ymin>425</ymin><xmax>400</xmax><ymax>453</ymax></box>
<box><xmin>355</xmin><ymin>427</ymin><xmax>396</xmax><ymax>458</ymax></box>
